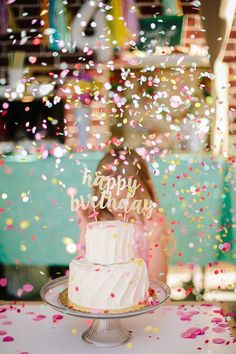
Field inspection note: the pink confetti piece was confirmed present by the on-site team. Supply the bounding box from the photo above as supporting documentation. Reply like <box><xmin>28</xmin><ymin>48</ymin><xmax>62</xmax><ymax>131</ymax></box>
<box><xmin>0</xmin><ymin>331</ymin><xmax>7</xmax><ymax>336</ymax></box>
<box><xmin>213</xmin><ymin>309</ymin><xmax>222</xmax><ymax>314</ymax></box>
<box><xmin>2</xmin><ymin>321</ymin><xmax>12</xmax><ymax>325</ymax></box>
<box><xmin>22</xmin><ymin>284</ymin><xmax>34</xmax><ymax>292</ymax></box>
<box><xmin>86</xmin><ymin>319</ymin><xmax>93</xmax><ymax>326</ymax></box>
<box><xmin>218</xmin><ymin>323</ymin><xmax>228</xmax><ymax>328</ymax></box>
<box><xmin>17</xmin><ymin>288</ymin><xmax>24</xmax><ymax>297</ymax></box>
<box><xmin>212</xmin><ymin>327</ymin><xmax>226</xmax><ymax>333</ymax></box>
<box><xmin>32</xmin><ymin>315</ymin><xmax>47</xmax><ymax>321</ymax></box>
<box><xmin>67</xmin><ymin>187</ymin><xmax>77</xmax><ymax>197</ymax></box>
<box><xmin>202</xmin><ymin>327</ymin><xmax>209</xmax><ymax>332</ymax></box>
<box><xmin>211</xmin><ymin>317</ymin><xmax>223</xmax><ymax>324</ymax></box>
<box><xmin>28</xmin><ymin>56</ymin><xmax>37</xmax><ymax>64</ymax></box>
<box><xmin>222</xmin><ymin>242</ymin><xmax>231</xmax><ymax>252</ymax></box>
<box><xmin>212</xmin><ymin>338</ymin><xmax>225</xmax><ymax>344</ymax></box>
<box><xmin>181</xmin><ymin>327</ymin><xmax>200</xmax><ymax>339</ymax></box>
<box><xmin>0</xmin><ymin>278</ymin><xmax>8</xmax><ymax>287</ymax></box>
<box><xmin>2</xmin><ymin>336</ymin><xmax>14</xmax><ymax>342</ymax></box>
<box><xmin>178</xmin><ymin>310</ymin><xmax>200</xmax><ymax>321</ymax></box>
<box><xmin>170</xmin><ymin>95</ymin><xmax>182</xmax><ymax>108</ymax></box>
<box><xmin>52</xmin><ymin>314</ymin><xmax>63</xmax><ymax>321</ymax></box>
<box><xmin>180</xmin><ymin>316</ymin><xmax>192</xmax><ymax>321</ymax></box>
<box><xmin>181</xmin><ymin>327</ymin><xmax>208</xmax><ymax>339</ymax></box>
<box><xmin>201</xmin><ymin>304</ymin><xmax>213</xmax><ymax>307</ymax></box>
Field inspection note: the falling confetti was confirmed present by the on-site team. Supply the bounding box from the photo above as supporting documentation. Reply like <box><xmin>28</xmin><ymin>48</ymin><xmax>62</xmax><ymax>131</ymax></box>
<box><xmin>2</xmin><ymin>336</ymin><xmax>14</xmax><ymax>342</ymax></box>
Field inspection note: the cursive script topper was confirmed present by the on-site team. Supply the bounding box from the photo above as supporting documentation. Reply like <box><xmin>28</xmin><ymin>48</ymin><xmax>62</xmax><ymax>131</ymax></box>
<box><xmin>71</xmin><ymin>169</ymin><xmax>156</xmax><ymax>219</ymax></box>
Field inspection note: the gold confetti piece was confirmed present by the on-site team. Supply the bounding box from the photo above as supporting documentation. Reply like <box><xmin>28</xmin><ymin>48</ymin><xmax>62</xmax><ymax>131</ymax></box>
<box><xmin>40</xmin><ymin>9</ymin><xmax>48</xmax><ymax>16</ymax></box>
<box><xmin>63</xmin><ymin>237</ymin><xmax>73</xmax><ymax>245</ymax></box>
<box><xmin>6</xmin><ymin>218</ymin><xmax>13</xmax><ymax>225</ymax></box>
<box><xmin>20</xmin><ymin>221</ymin><xmax>30</xmax><ymax>230</ymax></box>
<box><xmin>71</xmin><ymin>328</ymin><xmax>77</xmax><ymax>334</ymax></box>
<box><xmin>127</xmin><ymin>342</ymin><xmax>132</xmax><ymax>349</ymax></box>
<box><xmin>152</xmin><ymin>327</ymin><xmax>160</xmax><ymax>333</ymax></box>
<box><xmin>136</xmin><ymin>259</ymin><xmax>143</xmax><ymax>266</ymax></box>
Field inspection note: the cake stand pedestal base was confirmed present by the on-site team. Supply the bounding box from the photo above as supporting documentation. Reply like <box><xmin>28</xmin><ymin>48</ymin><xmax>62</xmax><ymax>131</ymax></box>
<box><xmin>40</xmin><ymin>276</ymin><xmax>170</xmax><ymax>348</ymax></box>
<box><xmin>82</xmin><ymin>318</ymin><xmax>131</xmax><ymax>347</ymax></box>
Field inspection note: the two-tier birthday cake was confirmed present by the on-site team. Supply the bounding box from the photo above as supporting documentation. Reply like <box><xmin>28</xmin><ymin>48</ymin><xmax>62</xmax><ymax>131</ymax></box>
<box><xmin>68</xmin><ymin>220</ymin><xmax>150</xmax><ymax>313</ymax></box>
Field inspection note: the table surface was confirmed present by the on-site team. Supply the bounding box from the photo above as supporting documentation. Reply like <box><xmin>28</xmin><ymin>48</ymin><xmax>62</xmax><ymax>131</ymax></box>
<box><xmin>0</xmin><ymin>302</ymin><xmax>235</xmax><ymax>354</ymax></box>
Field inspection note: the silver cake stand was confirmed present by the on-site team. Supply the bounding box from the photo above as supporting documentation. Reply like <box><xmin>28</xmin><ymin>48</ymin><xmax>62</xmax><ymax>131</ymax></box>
<box><xmin>40</xmin><ymin>275</ymin><xmax>170</xmax><ymax>347</ymax></box>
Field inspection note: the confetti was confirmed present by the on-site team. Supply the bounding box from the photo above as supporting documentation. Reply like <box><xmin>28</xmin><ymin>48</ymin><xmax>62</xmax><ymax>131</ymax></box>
<box><xmin>52</xmin><ymin>314</ymin><xmax>64</xmax><ymax>321</ymax></box>
<box><xmin>181</xmin><ymin>327</ymin><xmax>208</xmax><ymax>339</ymax></box>
<box><xmin>0</xmin><ymin>278</ymin><xmax>8</xmax><ymax>287</ymax></box>
<box><xmin>23</xmin><ymin>284</ymin><xmax>34</xmax><ymax>293</ymax></box>
<box><xmin>127</xmin><ymin>342</ymin><xmax>132</xmax><ymax>349</ymax></box>
<box><xmin>212</xmin><ymin>338</ymin><xmax>225</xmax><ymax>344</ymax></box>
<box><xmin>32</xmin><ymin>315</ymin><xmax>47</xmax><ymax>321</ymax></box>
<box><xmin>0</xmin><ymin>331</ymin><xmax>7</xmax><ymax>336</ymax></box>
<box><xmin>2</xmin><ymin>336</ymin><xmax>14</xmax><ymax>342</ymax></box>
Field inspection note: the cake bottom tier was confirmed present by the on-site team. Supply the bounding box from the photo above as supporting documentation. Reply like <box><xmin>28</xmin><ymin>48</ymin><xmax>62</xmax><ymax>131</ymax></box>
<box><xmin>68</xmin><ymin>257</ymin><xmax>149</xmax><ymax>312</ymax></box>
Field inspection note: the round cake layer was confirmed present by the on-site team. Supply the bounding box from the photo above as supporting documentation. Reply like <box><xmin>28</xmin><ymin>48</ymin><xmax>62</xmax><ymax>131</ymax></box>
<box><xmin>85</xmin><ymin>221</ymin><xmax>134</xmax><ymax>265</ymax></box>
<box><xmin>68</xmin><ymin>257</ymin><xmax>149</xmax><ymax>311</ymax></box>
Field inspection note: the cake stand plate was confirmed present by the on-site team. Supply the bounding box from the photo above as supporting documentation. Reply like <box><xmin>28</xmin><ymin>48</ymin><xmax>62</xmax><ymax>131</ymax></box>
<box><xmin>40</xmin><ymin>276</ymin><xmax>170</xmax><ymax>347</ymax></box>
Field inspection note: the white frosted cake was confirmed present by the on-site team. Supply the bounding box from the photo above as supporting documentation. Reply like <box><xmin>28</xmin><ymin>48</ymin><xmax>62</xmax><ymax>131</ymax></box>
<box><xmin>86</xmin><ymin>221</ymin><xmax>134</xmax><ymax>265</ymax></box>
<box><xmin>68</xmin><ymin>221</ymin><xmax>149</xmax><ymax>313</ymax></box>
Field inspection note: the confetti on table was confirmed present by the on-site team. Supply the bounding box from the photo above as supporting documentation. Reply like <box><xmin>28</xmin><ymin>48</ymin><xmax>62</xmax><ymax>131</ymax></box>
<box><xmin>2</xmin><ymin>336</ymin><xmax>14</xmax><ymax>342</ymax></box>
<box><xmin>212</xmin><ymin>338</ymin><xmax>226</xmax><ymax>344</ymax></box>
<box><xmin>127</xmin><ymin>342</ymin><xmax>132</xmax><ymax>349</ymax></box>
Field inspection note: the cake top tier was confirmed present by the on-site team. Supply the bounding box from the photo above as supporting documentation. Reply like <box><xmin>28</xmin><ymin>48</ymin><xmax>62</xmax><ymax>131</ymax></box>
<box><xmin>85</xmin><ymin>220</ymin><xmax>134</xmax><ymax>265</ymax></box>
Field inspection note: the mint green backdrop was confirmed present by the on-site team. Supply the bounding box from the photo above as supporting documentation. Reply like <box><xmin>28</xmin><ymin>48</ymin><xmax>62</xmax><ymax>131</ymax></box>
<box><xmin>0</xmin><ymin>153</ymin><xmax>235</xmax><ymax>266</ymax></box>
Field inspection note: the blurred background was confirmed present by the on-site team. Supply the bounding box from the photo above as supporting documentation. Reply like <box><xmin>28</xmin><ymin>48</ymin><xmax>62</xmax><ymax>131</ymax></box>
<box><xmin>0</xmin><ymin>0</ymin><xmax>236</xmax><ymax>302</ymax></box>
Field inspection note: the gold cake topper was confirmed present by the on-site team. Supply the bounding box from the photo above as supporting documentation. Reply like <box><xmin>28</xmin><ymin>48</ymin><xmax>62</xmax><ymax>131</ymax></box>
<box><xmin>71</xmin><ymin>169</ymin><xmax>156</xmax><ymax>219</ymax></box>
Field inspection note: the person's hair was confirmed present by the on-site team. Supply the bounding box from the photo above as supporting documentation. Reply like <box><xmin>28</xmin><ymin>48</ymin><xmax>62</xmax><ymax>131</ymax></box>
<box><xmin>93</xmin><ymin>148</ymin><xmax>158</xmax><ymax>221</ymax></box>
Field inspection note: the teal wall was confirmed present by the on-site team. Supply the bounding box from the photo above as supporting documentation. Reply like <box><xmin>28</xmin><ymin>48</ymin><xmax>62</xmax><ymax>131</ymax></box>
<box><xmin>0</xmin><ymin>153</ymin><xmax>235</xmax><ymax>266</ymax></box>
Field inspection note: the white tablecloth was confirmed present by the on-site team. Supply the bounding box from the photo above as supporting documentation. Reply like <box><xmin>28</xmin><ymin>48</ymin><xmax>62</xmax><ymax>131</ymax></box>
<box><xmin>0</xmin><ymin>303</ymin><xmax>235</xmax><ymax>354</ymax></box>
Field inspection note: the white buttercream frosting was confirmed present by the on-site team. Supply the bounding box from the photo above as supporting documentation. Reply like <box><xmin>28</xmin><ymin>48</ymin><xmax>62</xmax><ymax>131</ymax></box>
<box><xmin>85</xmin><ymin>221</ymin><xmax>134</xmax><ymax>265</ymax></box>
<box><xmin>68</xmin><ymin>257</ymin><xmax>149</xmax><ymax>311</ymax></box>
